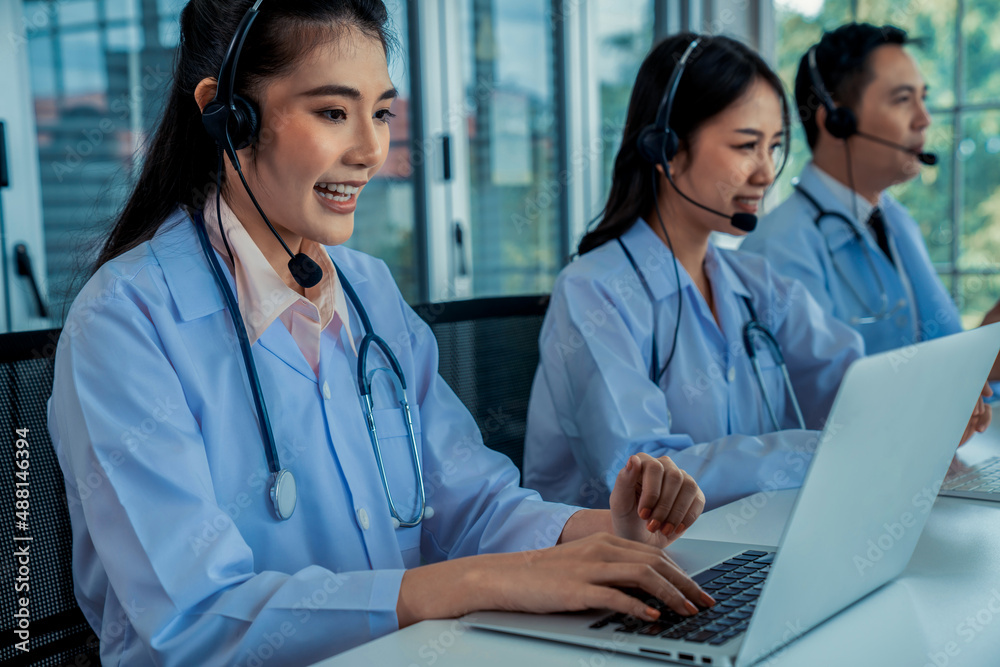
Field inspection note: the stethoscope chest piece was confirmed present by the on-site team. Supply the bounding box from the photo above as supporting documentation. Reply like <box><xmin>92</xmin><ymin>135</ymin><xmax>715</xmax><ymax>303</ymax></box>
<box><xmin>270</xmin><ymin>468</ymin><xmax>297</xmax><ymax>521</ymax></box>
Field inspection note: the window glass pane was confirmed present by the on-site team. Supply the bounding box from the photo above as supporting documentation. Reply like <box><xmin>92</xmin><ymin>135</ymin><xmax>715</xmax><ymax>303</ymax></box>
<box><xmin>959</xmin><ymin>110</ymin><xmax>1000</xmax><ymax>274</ymax></box>
<box><xmin>771</xmin><ymin>0</ymin><xmax>853</xmax><ymax>202</ymax></box>
<box><xmin>106</xmin><ymin>25</ymin><xmax>143</xmax><ymax>52</ymax></box>
<box><xmin>963</xmin><ymin>0</ymin><xmax>1000</xmax><ymax>105</ymax></box>
<box><xmin>29</xmin><ymin>37</ymin><xmax>57</xmax><ymax>98</ymax></box>
<box><xmin>891</xmin><ymin>112</ymin><xmax>953</xmax><ymax>267</ymax></box>
<box><xmin>105</xmin><ymin>0</ymin><xmax>138</xmax><ymax>22</ymax></box>
<box><xmin>593</xmin><ymin>0</ymin><xmax>653</xmax><ymax>204</ymax></box>
<box><xmin>460</xmin><ymin>0</ymin><xmax>560</xmax><ymax>297</ymax></box>
<box><xmin>157</xmin><ymin>0</ymin><xmax>185</xmax><ymax>17</ymax></box>
<box><xmin>345</xmin><ymin>0</ymin><xmax>419</xmax><ymax>302</ymax></box>
<box><xmin>60</xmin><ymin>31</ymin><xmax>107</xmax><ymax>96</ymax></box>
<box><xmin>58</xmin><ymin>0</ymin><xmax>98</xmax><ymax>27</ymax></box>
<box><xmin>960</xmin><ymin>275</ymin><xmax>1000</xmax><ymax>329</ymax></box>
<box><xmin>856</xmin><ymin>0</ymin><xmax>957</xmax><ymax>109</ymax></box>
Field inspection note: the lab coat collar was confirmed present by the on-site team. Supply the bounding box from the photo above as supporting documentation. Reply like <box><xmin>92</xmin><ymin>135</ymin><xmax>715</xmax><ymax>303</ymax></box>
<box><xmin>793</xmin><ymin>163</ymin><xmax>869</xmax><ymax>254</ymax></box>
<box><xmin>705</xmin><ymin>245</ymin><xmax>752</xmax><ymax>300</ymax></box>
<box><xmin>153</xmin><ymin>206</ymin><xmax>368</xmax><ymax>323</ymax></box>
<box><xmin>618</xmin><ymin>218</ymin><xmax>750</xmax><ymax>302</ymax></box>
<box><xmin>619</xmin><ymin>219</ymin><xmax>688</xmax><ymax>301</ymax></box>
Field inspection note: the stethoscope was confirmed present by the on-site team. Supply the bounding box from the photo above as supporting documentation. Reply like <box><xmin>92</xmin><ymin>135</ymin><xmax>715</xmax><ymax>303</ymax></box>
<box><xmin>189</xmin><ymin>207</ymin><xmax>429</xmax><ymax>527</ymax></box>
<box><xmin>618</xmin><ymin>238</ymin><xmax>806</xmax><ymax>431</ymax></box>
<box><xmin>794</xmin><ymin>182</ymin><xmax>907</xmax><ymax>325</ymax></box>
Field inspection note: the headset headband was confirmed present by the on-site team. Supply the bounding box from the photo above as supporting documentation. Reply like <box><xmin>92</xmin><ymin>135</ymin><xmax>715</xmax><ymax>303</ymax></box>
<box><xmin>806</xmin><ymin>46</ymin><xmax>837</xmax><ymax>112</ymax></box>
<box><xmin>652</xmin><ymin>37</ymin><xmax>702</xmax><ymax>133</ymax></box>
<box><xmin>217</xmin><ymin>0</ymin><xmax>265</xmax><ymax>109</ymax></box>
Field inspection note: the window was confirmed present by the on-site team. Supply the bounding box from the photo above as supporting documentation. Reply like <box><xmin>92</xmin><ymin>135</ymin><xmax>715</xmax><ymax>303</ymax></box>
<box><xmin>343</xmin><ymin>0</ymin><xmax>419</xmax><ymax>302</ymax></box>
<box><xmin>593</xmin><ymin>0</ymin><xmax>655</xmax><ymax>211</ymax></box>
<box><xmin>458</xmin><ymin>0</ymin><xmax>562</xmax><ymax>297</ymax></box>
<box><xmin>26</xmin><ymin>0</ymin><xmax>179</xmax><ymax>320</ymax></box>
<box><xmin>774</xmin><ymin>0</ymin><xmax>1000</xmax><ymax>327</ymax></box>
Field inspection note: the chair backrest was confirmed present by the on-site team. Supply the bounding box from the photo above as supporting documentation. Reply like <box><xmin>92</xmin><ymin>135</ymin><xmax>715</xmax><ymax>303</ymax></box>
<box><xmin>414</xmin><ymin>296</ymin><xmax>548</xmax><ymax>474</ymax></box>
<box><xmin>0</xmin><ymin>329</ymin><xmax>100</xmax><ymax>666</ymax></box>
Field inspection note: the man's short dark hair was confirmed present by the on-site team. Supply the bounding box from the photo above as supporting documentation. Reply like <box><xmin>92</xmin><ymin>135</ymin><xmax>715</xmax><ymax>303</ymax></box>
<box><xmin>795</xmin><ymin>23</ymin><xmax>910</xmax><ymax>150</ymax></box>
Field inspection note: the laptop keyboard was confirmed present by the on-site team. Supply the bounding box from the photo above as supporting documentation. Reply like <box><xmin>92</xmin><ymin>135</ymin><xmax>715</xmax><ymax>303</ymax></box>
<box><xmin>942</xmin><ymin>457</ymin><xmax>1000</xmax><ymax>494</ymax></box>
<box><xmin>589</xmin><ymin>549</ymin><xmax>774</xmax><ymax>646</ymax></box>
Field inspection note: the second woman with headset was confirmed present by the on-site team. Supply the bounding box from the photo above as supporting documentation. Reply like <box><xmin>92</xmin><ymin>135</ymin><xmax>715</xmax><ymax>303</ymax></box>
<box><xmin>524</xmin><ymin>34</ymin><xmax>865</xmax><ymax>520</ymax></box>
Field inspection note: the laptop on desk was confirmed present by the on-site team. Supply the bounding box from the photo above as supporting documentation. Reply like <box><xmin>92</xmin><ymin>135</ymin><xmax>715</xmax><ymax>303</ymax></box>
<box><xmin>940</xmin><ymin>456</ymin><xmax>1000</xmax><ymax>501</ymax></box>
<box><xmin>463</xmin><ymin>324</ymin><xmax>1000</xmax><ymax>666</ymax></box>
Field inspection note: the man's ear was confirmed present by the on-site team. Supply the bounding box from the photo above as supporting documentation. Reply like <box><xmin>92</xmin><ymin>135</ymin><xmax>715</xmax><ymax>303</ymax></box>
<box><xmin>815</xmin><ymin>103</ymin><xmax>828</xmax><ymax>137</ymax></box>
<box><xmin>194</xmin><ymin>78</ymin><xmax>219</xmax><ymax>113</ymax></box>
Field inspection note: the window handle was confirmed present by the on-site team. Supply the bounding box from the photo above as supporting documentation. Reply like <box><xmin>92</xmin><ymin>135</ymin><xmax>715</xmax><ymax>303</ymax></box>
<box><xmin>14</xmin><ymin>244</ymin><xmax>47</xmax><ymax>318</ymax></box>
<box><xmin>0</xmin><ymin>120</ymin><xmax>8</xmax><ymax>188</ymax></box>
<box><xmin>454</xmin><ymin>221</ymin><xmax>467</xmax><ymax>276</ymax></box>
<box><xmin>441</xmin><ymin>134</ymin><xmax>451</xmax><ymax>181</ymax></box>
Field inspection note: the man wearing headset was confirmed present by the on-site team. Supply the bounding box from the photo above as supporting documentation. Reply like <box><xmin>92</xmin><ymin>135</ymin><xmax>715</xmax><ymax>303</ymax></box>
<box><xmin>740</xmin><ymin>23</ymin><xmax>994</xmax><ymax>441</ymax></box>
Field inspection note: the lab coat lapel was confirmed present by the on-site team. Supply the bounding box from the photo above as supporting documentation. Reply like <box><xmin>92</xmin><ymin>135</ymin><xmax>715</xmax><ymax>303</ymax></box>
<box><xmin>255</xmin><ymin>323</ymin><xmax>318</xmax><ymax>383</ymax></box>
<box><xmin>150</xmin><ymin>210</ymin><xmax>227</xmax><ymax>322</ymax></box>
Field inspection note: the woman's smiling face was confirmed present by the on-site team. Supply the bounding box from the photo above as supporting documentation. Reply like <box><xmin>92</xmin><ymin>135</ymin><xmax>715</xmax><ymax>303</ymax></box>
<box><xmin>223</xmin><ymin>27</ymin><xmax>397</xmax><ymax>251</ymax></box>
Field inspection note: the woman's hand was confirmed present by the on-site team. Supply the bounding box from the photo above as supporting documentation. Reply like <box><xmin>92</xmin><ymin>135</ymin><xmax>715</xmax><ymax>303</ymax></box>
<box><xmin>609</xmin><ymin>453</ymin><xmax>705</xmax><ymax>547</ymax></box>
<box><xmin>959</xmin><ymin>383</ymin><xmax>992</xmax><ymax>446</ymax></box>
<box><xmin>397</xmin><ymin>533</ymin><xmax>715</xmax><ymax>627</ymax></box>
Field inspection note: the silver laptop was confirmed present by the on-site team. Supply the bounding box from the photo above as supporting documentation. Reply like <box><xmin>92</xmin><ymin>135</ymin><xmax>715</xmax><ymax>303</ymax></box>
<box><xmin>463</xmin><ymin>324</ymin><xmax>1000</xmax><ymax>666</ymax></box>
<box><xmin>940</xmin><ymin>455</ymin><xmax>1000</xmax><ymax>501</ymax></box>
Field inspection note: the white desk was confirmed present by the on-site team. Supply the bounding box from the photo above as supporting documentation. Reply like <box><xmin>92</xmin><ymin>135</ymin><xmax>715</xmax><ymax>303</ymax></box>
<box><xmin>315</xmin><ymin>413</ymin><xmax>1000</xmax><ymax>666</ymax></box>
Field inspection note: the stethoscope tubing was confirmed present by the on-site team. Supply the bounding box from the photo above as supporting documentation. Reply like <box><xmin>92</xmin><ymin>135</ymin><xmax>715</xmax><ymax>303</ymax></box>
<box><xmin>191</xmin><ymin>208</ymin><xmax>426</xmax><ymax>525</ymax></box>
<box><xmin>618</xmin><ymin>234</ymin><xmax>806</xmax><ymax>432</ymax></box>
<box><xmin>794</xmin><ymin>183</ymin><xmax>904</xmax><ymax>325</ymax></box>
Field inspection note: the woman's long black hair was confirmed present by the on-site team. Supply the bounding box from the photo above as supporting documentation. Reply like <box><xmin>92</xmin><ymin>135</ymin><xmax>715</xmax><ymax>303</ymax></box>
<box><xmin>93</xmin><ymin>0</ymin><xmax>395</xmax><ymax>272</ymax></box>
<box><xmin>578</xmin><ymin>32</ymin><xmax>791</xmax><ymax>255</ymax></box>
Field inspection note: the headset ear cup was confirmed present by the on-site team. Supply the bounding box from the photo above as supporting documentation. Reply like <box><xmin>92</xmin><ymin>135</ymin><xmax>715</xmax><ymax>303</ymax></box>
<box><xmin>825</xmin><ymin>106</ymin><xmax>857</xmax><ymax>140</ymax></box>
<box><xmin>229</xmin><ymin>94</ymin><xmax>261</xmax><ymax>150</ymax></box>
<box><xmin>201</xmin><ymin>100</ymin><xmax>230</xmax><ymax>148</ymax></box>
<box><xmin>637</xmin><ymin>125</ymin><xmax>665</xmax><ymax>165</ymax></box>
<box><xmin>662</xmin><ymin>128</ymin><xmax>679</xmax><ymax>163</ymax></box>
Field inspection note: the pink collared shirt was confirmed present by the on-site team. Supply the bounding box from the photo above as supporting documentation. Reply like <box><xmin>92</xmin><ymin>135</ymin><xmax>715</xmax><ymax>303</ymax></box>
<box><xmin>204</xmin><ymin>192</ymin><xmax>355</xmax><ymax>376</ymax></box>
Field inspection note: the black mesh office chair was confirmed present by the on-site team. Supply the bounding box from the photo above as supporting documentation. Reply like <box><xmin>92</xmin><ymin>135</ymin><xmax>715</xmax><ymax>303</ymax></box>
<box><xmin>0</xmin><ymin>329</ymin><xmax>100</xmax><ymax>666</ymax></box>
<box><xmin>414</xmin><ymin>295</ymin><xmax>549</xmax><ymax>474</ymax></box>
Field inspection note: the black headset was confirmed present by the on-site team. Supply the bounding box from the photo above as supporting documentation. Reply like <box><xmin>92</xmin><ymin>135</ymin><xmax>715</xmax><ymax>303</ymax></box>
<box><xmin>806</xmin><ymin>45</ymin><xmax>857</xmax><ymax>141</ymax></box>
<box><xmin>201</xmin><ymin>0</ymin><xmax>264</xmax><ymax>172</ymax></box>
<box><xmin>200</xmin><ymin>0</ymin><xmax>324</xmax><ymax>289</ymax></box>
<box><xmin>636</xmin><ymin>39</ymin><xmax>692</xmax><ymax>170</ymax></box>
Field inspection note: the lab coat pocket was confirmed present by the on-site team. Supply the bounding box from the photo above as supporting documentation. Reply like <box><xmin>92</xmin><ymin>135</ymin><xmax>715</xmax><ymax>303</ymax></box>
<box><xmin>370</xmin><ymin>406</ymin><xmax>424</xmax><ymax>560</ymax></box>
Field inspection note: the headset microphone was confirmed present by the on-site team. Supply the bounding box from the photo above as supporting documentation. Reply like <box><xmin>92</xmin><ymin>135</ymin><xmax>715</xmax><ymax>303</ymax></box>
<box><xmin>201</xmin><ymin>0</ymin><xmax>323</xmax><ymax>290</ymax></box>
<box><xmin>853</xmin><ymin>131</ymin><xmax>937</xmax><ymax>165</ymax></box>
<box><xmin>660</xmin><ymin>168</ymin><xmax>759</xmax><ymax>232</ymax></box>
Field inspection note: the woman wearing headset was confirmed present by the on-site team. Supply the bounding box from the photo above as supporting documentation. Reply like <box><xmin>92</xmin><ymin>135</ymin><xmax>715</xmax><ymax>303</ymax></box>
<box><xmin>47</xmin><ymin>3</ymin><xmax>714</xmax><ymax>664</ymax></box>
<box><xmin>523</xmin><ymin>34</ymin><xmax>865</xmax><ymax>518</ymax></box>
